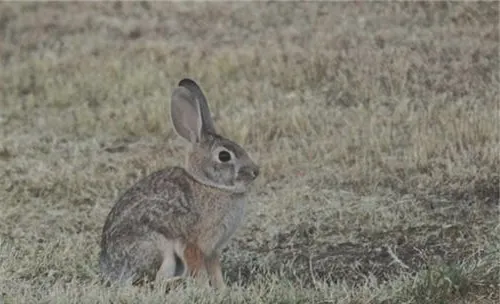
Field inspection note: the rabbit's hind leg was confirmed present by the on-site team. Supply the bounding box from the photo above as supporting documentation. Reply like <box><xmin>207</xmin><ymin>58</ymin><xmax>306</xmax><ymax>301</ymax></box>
<box><xmin>155</xmin><ymin>250</ymin><xmax>185</xmax><ymax>281</ymax></box>
<box><xmin>154</xmin><ymin>238</ymin><xmax>188</xmax><ymax>286</ymax></box>
<box><xmin>99</xmin><ymin>237</ymin><xmax>164</xmax><ymax>286</ymax></box>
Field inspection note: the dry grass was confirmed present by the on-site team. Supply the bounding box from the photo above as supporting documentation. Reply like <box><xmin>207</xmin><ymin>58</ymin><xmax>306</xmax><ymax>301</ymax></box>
<box><xmin>0</xmin><ymin>2</ymin><xmax>499</xmax><ymax>303</ymax></box>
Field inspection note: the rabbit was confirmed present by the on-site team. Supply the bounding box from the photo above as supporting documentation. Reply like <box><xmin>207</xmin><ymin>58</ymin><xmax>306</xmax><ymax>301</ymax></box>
<box><xmin>99</xmin><ymin>78</ymin><xmax>260</xmax><ymax>288</ymax></box>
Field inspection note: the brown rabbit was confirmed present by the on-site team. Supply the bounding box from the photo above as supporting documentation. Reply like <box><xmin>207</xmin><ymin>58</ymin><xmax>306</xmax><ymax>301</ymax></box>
<box><xmin>99</xmin><ymin>78</ymin><xmax>259</xmax><ymax>288</ymax></box>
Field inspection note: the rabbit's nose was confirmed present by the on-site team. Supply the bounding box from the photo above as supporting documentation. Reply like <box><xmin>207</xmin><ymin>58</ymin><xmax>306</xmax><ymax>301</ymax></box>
<box><xmin>250</xmin><ymin>166</ymin><xmax>260</xmax><ymax>179</ymax></box>
<box><xmin>241</xmin><ymin>165</ymin><xmax>259</xmax><ymax>180</ymax></box>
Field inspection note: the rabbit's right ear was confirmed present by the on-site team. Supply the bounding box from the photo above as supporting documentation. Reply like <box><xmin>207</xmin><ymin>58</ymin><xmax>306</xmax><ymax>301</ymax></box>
<box><xmin>178</xmin><ymin>78</ymin><xmax>216</xmax><ymax>134</ymax></box>
<box><xmin>171</xmin><ymin>86</ymin><xmax>203</xmax><ymax>143</ymax></box>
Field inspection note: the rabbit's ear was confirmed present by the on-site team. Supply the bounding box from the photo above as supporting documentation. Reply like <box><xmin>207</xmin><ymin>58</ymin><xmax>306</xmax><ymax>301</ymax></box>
<box><xmin>171</xmin><ymin>86</ymin><xmax>202</xmax><ymax>143</ymax></box>
<box><xmin>178</xmin><ymin>78</ymin><xmax>216</xmax><ymax>134</ymax></box>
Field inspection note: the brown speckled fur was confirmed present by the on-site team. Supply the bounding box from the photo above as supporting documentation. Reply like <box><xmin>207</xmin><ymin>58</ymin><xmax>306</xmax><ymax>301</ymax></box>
<box><xmin>184</xmin><ymin>242</ymin><xmax>205</xmax><ymax>277</ymax></box>
<box><xmin>99</xmin><ymin>79</ymin><xmax>259</xmax><ymax>288</ymax></box>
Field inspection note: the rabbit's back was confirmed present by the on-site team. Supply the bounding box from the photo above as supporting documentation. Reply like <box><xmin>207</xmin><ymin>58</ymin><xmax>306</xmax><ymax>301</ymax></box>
<box><xmin>101</xmin><ymin>167</ymin><xmax>199</xmax><ymax>242</ymax></box>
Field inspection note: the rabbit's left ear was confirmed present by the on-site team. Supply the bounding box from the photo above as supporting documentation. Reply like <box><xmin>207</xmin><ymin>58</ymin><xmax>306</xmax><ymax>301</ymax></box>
<box><xmin>171</xmin><ymin>86</ymin><xmax>203</xmax><ymax>144</ymax></box>
<box><xmin>178</xmin><ymin>78</ymin><xmax>216</xmax><ymax>134</ymax></box>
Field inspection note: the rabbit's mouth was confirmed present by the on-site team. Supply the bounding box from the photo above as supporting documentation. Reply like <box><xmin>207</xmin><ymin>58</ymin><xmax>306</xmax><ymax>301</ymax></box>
<box><xmin>231</xmin><ymin>168</ymin><xmax>258</xmax><ymax>193</ymax></box>
<box><xmin>231</xmin><ymin>182</ymin><xmax>249</xmax><ymax>194</ymax></box>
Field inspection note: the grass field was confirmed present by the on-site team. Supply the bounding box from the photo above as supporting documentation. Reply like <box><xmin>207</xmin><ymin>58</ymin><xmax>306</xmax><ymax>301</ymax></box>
<box><xmin>0</xmin><ymin>2</ymin><xmax>499</xmax><ymax>303</ymax></box>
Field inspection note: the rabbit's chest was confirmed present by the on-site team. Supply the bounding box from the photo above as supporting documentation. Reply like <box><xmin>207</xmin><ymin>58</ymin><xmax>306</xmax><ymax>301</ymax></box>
<box><xmin>201</xmin><ymin>196</ymin><xmax>247</xmax><ymax>254</ymax></box>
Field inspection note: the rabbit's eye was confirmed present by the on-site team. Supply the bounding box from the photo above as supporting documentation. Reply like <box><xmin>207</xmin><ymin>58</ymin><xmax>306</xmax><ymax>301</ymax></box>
<box><xmin>218</xmin><ymin>150</ymin><xmax>231</xmax><ymax>162</ymax></box>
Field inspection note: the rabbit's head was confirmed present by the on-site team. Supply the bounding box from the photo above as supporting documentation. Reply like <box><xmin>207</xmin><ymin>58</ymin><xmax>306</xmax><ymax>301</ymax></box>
<box><xmin>170</xmin><ymin>78</ymin><xmax>259</xmax><ymax>193</ymax></box>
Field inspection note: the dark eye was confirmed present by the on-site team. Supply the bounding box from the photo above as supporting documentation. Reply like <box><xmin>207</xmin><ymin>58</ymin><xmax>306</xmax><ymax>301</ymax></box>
<box><xmin>218</xmin><ymin>150</ymin><xmax>231</xmax><ymax>162</ymax></box>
